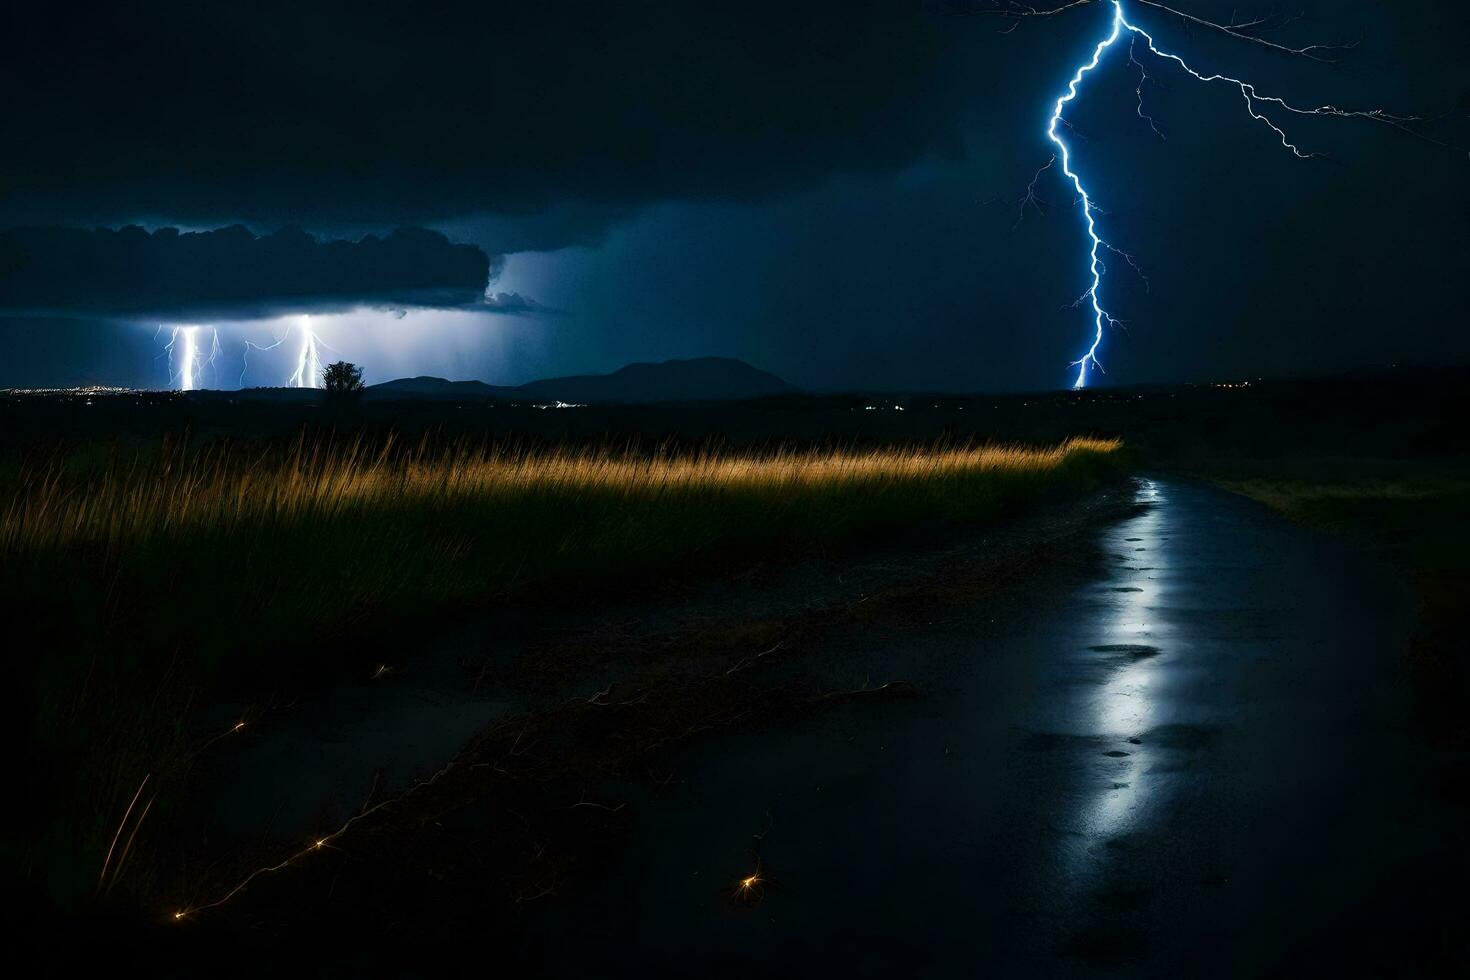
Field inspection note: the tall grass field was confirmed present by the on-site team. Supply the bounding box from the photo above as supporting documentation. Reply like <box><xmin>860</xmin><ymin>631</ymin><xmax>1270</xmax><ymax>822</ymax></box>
<box><xmin>7</xmin><ymin>433</ymin><xmax>1124</xmax><ymax>904</ymax></box>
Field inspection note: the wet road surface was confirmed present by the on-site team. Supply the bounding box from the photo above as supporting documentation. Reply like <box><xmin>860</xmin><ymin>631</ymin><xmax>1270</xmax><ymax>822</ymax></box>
<box><xmin>524</xmin><ymin>479</ymin><xmax>1466</xmax><ymax>976</ymax></box>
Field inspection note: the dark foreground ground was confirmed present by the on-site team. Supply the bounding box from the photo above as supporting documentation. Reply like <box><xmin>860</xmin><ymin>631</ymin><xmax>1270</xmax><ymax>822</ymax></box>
<box><xmin>12</xmin><ymin>367</ymin><xmax>1470</xmax><ymax>974</ymax></box>
<box><xmin>27</xmin><ymin>476</ymin><xmax>1466</xmax><ymax>976</ymax></box>
<box><xmin>521</xmin><ymin>479</ymin><xmax>1464</xmax><ymax>976</ymax></box>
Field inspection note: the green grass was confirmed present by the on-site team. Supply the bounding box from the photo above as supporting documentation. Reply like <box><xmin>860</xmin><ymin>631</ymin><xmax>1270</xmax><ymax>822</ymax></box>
<box><xmin>7</xmin><ymin>432</ymin><xmax>1127</xmax><ymax>908</ymax></box>
<box><xmin>1208</xmin><ymin>459</ymin><xmax>1470</xmax><ymax>749</ymax></box>
<box><xmin>1209</xmin><ymin>465</ymin><xmax>1470</xmax><ymax>574</ymax></box>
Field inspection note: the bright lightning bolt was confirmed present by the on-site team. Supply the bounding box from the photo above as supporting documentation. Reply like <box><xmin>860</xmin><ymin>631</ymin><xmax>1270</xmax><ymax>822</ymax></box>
<box><xmin>287</xmin><ymin>316</ymin><xmax>324</xmax><ymax>389</ymax></box>
<box><xmin>1047</xmin><ymin>4</ymin><xmax>1125</xmax><ymax>389</ymax></box>
<box><xmin>175</xmin><ymin>327</ymin><xmax>196</xmax><ymax>391</ymax></box>
<box><xmin>1038</xmin><ymin>0</ymin><xmax>1424</xmax><ymax>388</ymax></box>
<box><xmin>240</xmin><ymin>315</ymin><xmax>337</xmax><ymax>388</ymax></box>
<box><xmin>162</xmin><ymin>324</ymin><xmax>221</xmax><ymax>391</ymax></box>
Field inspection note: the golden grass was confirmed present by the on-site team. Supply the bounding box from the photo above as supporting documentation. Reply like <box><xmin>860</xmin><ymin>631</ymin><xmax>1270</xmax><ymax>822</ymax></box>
<box><xmin>8</xmin><ymin>433</ymin><xmax>1123</xmax><ymax>905</ymax></box>
<box><xmin>3</xmin><ymin>435</ymin><xmax>1121</xmax><ymax>553</ymax></box>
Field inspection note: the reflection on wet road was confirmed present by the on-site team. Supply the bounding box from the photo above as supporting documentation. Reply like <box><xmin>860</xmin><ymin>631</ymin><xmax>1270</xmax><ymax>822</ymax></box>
<box><xmin>1069</xmin><ymin>480</ymin><xmax>1166</xmax><ymax>864</ymax></box>
<box><xmin>529</xmin><ymin>478</ymin><xmax>1466</xmax><ymax>976</ymax></box>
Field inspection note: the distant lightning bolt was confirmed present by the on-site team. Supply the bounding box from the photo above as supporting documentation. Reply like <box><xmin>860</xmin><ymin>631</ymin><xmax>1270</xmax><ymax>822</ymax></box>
<box><xmin>206</xmin><ymin>327</ymin><xmax>222</xmax><ymax>384</ymax></box>
<box><xmin>1038</xmin><ymin>0</ymin><xmax>1424</xmax><ymax>388</ymax></box>
<box><xmin>287</xmin><ymin>316</ymin><xmax>324</xmax><ymax>388</ymax></box>
<box><xmin>174</xmin><ymin>327</ymin><xmax>197</xmax><ymax>391</ymax></box>
<box><xmin>240</xmin><ymin>315</ymin><xmax>337</xmax><ymax>388</ymax></box>
<box><xmin>162</xmin><ymin>324</ymin><xmax>221</xmax><ymax>391</ymax></box>
<box><xmin>239</xmin><ymin>333</ymin><xmax>286</xmax><ymax>387</ymax></box>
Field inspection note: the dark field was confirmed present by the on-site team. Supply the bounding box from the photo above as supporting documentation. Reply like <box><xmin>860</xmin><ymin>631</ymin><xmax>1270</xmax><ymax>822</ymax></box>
<box><xmin>7</xmin><ymin>422</ymin><xmax>1124</xmax><ymax>925</ymax></box>
<box><xmin>5</xmin><ymin>365</ymin><xmax>1465</xmax><ymax>456</ymax></box>
<box><xmin>8</xmin><ymin>366</ymin><xmax>1468</xmax><ymax>973</ymax></box>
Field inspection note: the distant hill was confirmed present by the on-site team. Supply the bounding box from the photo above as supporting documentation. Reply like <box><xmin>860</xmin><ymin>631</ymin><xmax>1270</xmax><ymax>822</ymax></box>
<box><xmin>368</xmin><ymin>357</ymin><xmax>797</xmax><ymax>404</ymax></box>
<box><xmin>214</xmin><ymin>386</ymin><xmax>323</xmax><ymax>403</ymax></box>
<box><xmin>367</xmin><ymin>376</ymin><xmax>513</xmax><ymax>400</ymax></box>
<box><xmin>517</xmin><ymin>357</ymin><xmax>796</xmax><ymax>404</ymax></box>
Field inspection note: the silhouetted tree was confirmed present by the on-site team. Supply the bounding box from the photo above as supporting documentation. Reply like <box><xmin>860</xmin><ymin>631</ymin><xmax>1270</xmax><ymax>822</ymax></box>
<box><xmin>323</xmin><ymin>360</ymin><xmax>365</xmax><ymax>397</ymax></box>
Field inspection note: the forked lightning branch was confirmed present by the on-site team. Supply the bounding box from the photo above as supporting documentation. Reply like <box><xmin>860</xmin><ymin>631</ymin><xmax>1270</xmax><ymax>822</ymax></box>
<box><xmin>1028</xmin><ymin>0</ymin><xmax>1418</xmax><ymax>387</ymax></box>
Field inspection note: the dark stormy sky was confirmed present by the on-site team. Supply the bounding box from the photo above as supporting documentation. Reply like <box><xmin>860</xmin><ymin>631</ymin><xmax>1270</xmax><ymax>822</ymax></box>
<box><xmin>1</xmin><ymin>0</ymin><xmax>1465</xmax><ymax>391</ymax></box>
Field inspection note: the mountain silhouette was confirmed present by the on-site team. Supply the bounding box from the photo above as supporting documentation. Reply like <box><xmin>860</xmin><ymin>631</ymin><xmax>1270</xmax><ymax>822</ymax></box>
<box><xmin>368</xmin><ymin>357</ymin><xmax>796</xmax><ymax>404</ymax></box>
<box><xmin>368</xmin><ymin>376</ymin><xmax>513</xmax><ymax>398</ymax></box>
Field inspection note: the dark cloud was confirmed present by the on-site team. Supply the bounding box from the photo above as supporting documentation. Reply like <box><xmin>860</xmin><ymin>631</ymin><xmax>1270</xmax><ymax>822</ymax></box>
<box><xmin>0</xmin><ymin>1</ymin><xmax>978</xmax><ymax>244</ymax></box>
<box><xmin>0</xmin><ymin>225</ymin><xmax>497</xmax><ymax>320</ymax></box>
<box><xmin>0</xmin><ymin>1</ymin><xmax>1465</xmax><ymax>392</ymax></box>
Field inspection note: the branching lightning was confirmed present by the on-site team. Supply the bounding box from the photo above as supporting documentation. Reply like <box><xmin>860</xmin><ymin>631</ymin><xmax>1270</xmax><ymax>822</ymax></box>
<box><xmin>163</xmin><ymin>314</ymin><xmax>341</xmax><ymax>390</ymax></box>
<box><xmin>1045</xmin><ymin>5</ymin><xmax>1125</xmax><ymax>388</ymax></box>
<box><xmin>162</xmin><ymin>324</ymin><xmax>221</xmax><ymax>391</ymax></box>
<box><xmin>288</xmin><ymin>316</ymin><xmax>324</xmax><ymax>388</ymax></box>
<box><xmin>239</xmin><ymin>315</ymin><xmax>338</xmax><ymax>388</ymax></box>
<box><xmin>161</xmin><ymin>314</ymin><xmax>340</xmax><ymax>391</ymax></box>
<box><xmin>238</xmin><ymin>333</ymin><xmax>282</xmax><ymax>387</ymax></box>
<box><xmin>1127</xmin><ymin>36</ymin><xmax>1165</xmax><ymax>139</ymax></box>
<box><xmin>1006</xmin><ymin>0</ymin><xmax>1432</xmax><ymax>387</ymax></box>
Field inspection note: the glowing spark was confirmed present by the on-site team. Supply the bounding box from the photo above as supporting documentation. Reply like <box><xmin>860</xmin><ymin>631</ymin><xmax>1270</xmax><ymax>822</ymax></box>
<box><xmin>1042</xmin><ymin>0</ymin><xmax>1422</xmax><ymax>388</ymax></box>
<box><xmin>733</xmin><ymin>867</ymin><xmax>766</xmax><ymax>902</ymax></box>
<box><xmin>187</xmin><ymin>718</ymin><xmax>250</xmax><ymax>759</ymax></box>
<box><xmin>174</xmin><ymin>757</ymin><xmax>460</xmax><ymax>918</ymax></box>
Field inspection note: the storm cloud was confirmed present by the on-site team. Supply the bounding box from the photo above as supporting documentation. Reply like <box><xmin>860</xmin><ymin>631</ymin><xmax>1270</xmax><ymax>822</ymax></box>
<box><xmin>0</xmin><ymin>225</ymin><xmax>497</xmax><ymax>320</ymax></box>
<box><xmin>0</xmin><ymin>1</ymin><xmax>976</xmax><ymax>244</ymax></box>
<box><xmin>1</xmin><ymin>0</ymin><xmax>1465</xmax><ymax>392</ymax></box>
